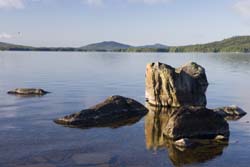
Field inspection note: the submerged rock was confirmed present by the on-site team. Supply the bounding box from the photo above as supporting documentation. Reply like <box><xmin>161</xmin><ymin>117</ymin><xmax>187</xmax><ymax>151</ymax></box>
<box><xmin>145</xmin><ymin>62</ymin><xmax>208</xmax><ymax>107</ymax></box>
<box><xmin>213</xmin><ymin>105</ymin><xmax>247</xmax><ymax>120</ymax></box>
<box><xmin>163</xmin><ymin>107</ymin><xmax>229</xmax><ymax>140</ymax></box>
<box><xmin>55</xmin><ymin>95</ymin><xmax>148</xmax><ymax>128</ymax></box>
<box><xmin>7</xmin><ymin>88</ymin><xmax>50</xmax><ymax>96</ymax></box>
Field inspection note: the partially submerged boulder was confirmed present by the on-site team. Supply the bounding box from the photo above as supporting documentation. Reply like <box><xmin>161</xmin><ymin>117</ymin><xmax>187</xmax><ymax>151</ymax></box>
<box><xmin>213</xmin><ymin>105</ymin><xmax>247</xmax><ymax>120</ymax></box>
<box><xmin>163</xmin><ymin>107</ymin><xmax>229</xmax><ymax>140</ymax></box>
<box><xmin>145</xmin><ymin>105</ymin><xmax>229</xmax><ymax>147</ymax></box>
<box><xmin>144</xmin><ymin>105</ymin><xmax>228</xmax><ymax>166</ymax></box>
<box><xmin>145</xmin><ymin>62</ymin><xmax>208</xmax><ymax>107</ymax></box>
<box><xmin>54</xmin><ymin>95</ymin><xmax>148</xmax><ymax>128</ymax></box>
<box><xmin>7</xmin><ymin>88</ymin><xmax>49</xmax><ymax>96</ymax></box>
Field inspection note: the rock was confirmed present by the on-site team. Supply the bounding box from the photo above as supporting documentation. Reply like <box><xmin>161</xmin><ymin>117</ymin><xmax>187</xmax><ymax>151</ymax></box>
<box><xmin>7</xmin><ymin>88</ymin><xmax>49</xmax><ymax>96</ymax></box>
<box><xmin>214</xmin><ymin>135</ymin><xmax>228</xmax><ymax>141</ymax></box>
<box><xmin>145</xmin><ymin>62</ymin><xmax>208</xmax><ymax>107</ymax></box>
<box><xmin>213</xmin><ymin>105</ymin><xmax>247</xmax><ymax>120</ymax></box>
<box><xmin>144</xmin><ymin>105</ymin><xmax>228</xmax><ymax>166</ymax></box>
<box><xmin>174</xmin><ymin>138</ymin><xmax>193</xmax><ymax>148</ymax></box>
<box><xmin>54</xmin><ymin>95</ymin><xmax>148</xmax><ymax>128</ymax></box>
<box><xmin>145</xmin><ymin>105</ymin><xmax>229</xmax><ymax>148</ymax></box>
<box><xmin>163</xmin><ymin>107</ymin><xmax>229</xmax><ymax>140</ymax></box>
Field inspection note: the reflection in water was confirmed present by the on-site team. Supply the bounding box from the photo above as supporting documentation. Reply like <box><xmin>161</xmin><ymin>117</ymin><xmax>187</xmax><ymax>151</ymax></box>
<box><xmin>7</xmin><ymin>94</ymin><xmax>46</xmax><ymax>98</ymax></box>
<box><xmin>1</xmin><ymin>52</ymin><xmax>250</xmax><ymax>167</ymax></box>
<box><xmin>167</xmin><ymin>142</ymin><xmax>227</xmax><ymax>167</ymax></box>
<box><xmin>145</xmin><ymin>106</ymin><xmax>171</xmax><ymax>150</ymax></box>
<box><xmin>145</xmin><ymin>104</ymin><xmax>228</xmax><ymax>166</ymax></box>
<box><xmin>62</xmin><ymin>114</ymin><xmax>145</xmax><ymax>130</ymax></box>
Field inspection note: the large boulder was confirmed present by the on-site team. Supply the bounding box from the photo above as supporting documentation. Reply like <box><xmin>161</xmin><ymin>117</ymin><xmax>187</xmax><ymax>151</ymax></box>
<box><xmin>54</xmin><ymin>95</ymin><xmax>148</xmax><ymax>128</ymax></box>
<box><xmin>145</xmin><ymin>62</ymin><xmax>208</xmax><ymax>107</ymax></box>
<box><xmin>163</xmin><ymin>107</ymin><xmax>229</xmax><ymax>140</ymax></box>
<box><xmin>7</xmin><ymin>88</ymin><xmax>49</xmax><ymax>96</ymax></box>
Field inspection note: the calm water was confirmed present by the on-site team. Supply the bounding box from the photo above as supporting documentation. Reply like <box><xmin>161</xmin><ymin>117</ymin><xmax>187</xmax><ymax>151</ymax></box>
<box><xmin>0</xmin><ymin>51</ymin><xmax>249</xmax><ymax>167</ymax></box>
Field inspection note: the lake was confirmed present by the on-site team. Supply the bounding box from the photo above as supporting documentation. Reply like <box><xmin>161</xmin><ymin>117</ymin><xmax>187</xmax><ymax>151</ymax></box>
<box><xmin>0</xmin><ymin>51</ymin><xmax>249</xmax><ymax>167</ymax></box>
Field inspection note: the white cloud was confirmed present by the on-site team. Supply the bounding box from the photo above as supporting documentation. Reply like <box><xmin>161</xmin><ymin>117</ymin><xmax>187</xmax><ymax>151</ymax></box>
<box><xmin>0</xmin><ymin>32</ymin><xmax>13</xmax><ymax>39</ymax></box>
<box><xmin>0</xmin><ymin>0</ymin><xmax>24</xmax><ymax>9</ymax></box>
<box><xmin>234</xmin><ymin>0</ymin><xmax>250</xmax><ymax>18</ymax></box>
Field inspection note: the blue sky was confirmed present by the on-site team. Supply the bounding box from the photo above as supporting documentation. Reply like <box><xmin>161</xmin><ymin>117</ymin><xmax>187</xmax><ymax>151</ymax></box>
<box><xmin>0</xmin><ymin>0</ymin><xmax>250</xmax><ymax>47</ymax></box>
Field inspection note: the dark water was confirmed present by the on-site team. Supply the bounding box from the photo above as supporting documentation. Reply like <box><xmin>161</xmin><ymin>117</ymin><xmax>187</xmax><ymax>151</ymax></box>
<box><xmin>0</xmin><ymin>51</ymin><xmax>249</xmax><ymax>167</ymax></box>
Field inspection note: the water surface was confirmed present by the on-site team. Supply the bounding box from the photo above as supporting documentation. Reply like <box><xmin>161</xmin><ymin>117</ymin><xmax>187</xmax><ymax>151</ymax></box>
<box><xmin>0</xmin><ymin>52</ymin><xmax>249</xmax><ymax>167</ymax></box>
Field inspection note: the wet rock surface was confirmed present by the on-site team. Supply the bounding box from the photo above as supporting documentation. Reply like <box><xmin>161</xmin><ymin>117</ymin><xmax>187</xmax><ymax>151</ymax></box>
<box><xmin>145</xmin><ymin>62</ymin><xmax>208</xmax><ymax>107</ymax></box>
<box><xmin>54</xmin><ymin>95</ymin><xmax>148</xmax><ymax>128</ymax></box>
<box><xmin>7</xmin><ymin>88</ymin><xmax>49</xmax><ymax>96</ymax></box>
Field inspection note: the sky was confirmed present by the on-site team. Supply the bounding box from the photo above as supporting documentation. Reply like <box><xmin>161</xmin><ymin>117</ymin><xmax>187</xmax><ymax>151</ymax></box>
<box><xmin>0</xmin><ymin>0</ymin><xmax>250</xmax><ymax>47</ymax></box>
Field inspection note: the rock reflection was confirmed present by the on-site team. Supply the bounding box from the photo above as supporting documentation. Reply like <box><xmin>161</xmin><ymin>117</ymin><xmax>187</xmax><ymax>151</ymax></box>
<box><xmin>63</xmin><ymin>114</ymin><xmax>145</xmax><ymax>130</ymax></box>
<box><xmin>7</xmin><ymin>94</ymin><xmax>46</xmax><ymax>98</ymax></box>
<box><xmin>144</xmin><ymin>105</ymin><xmax>171</xmax><ymax>150</ymax></box>
<box><xmin>145</xmin><ymin>104</ymin><xmax>228</xmax><ymax>166</ymax></box>
<box><xmin>168</xmin><ymin>141</ymin><xmax>227</xmax><ymax>167</ymax></box>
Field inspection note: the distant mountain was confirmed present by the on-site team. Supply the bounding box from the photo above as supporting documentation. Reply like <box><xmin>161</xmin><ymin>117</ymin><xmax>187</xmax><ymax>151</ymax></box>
<box><xmin>0</xmin><ymin>42</ymin><xmax>33</xmax><ymax>50</ymax></box>
<box><xmin>1</xmin><ymin>36</ymin><xmax>250</xmax><ymax>52</ymax></box>
<box><xmin>80</xmin><ymin>41</ymin><xmax>131</xmax><ymax>51</ymax></box>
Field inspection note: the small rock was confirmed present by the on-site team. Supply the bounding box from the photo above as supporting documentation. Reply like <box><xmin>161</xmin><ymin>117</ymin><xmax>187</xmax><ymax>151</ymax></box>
<box><xmin>174</xmin><ymin>138</ymin><xmax>193</xmax><ymax>147</ymax></box>
<box><xmin>7</xmin><ymin>88</ymin><xmax>49</xmax><ymax>96</ymax></box>
<box><xmin>214</xmin><ymin>105</ymin><xmax>247</xmax><ymax>120</ymax></box>
<box><xmin>214</xmin><ymin>135</ymin><xmax>228</xmax><ymax>141</ymax></box>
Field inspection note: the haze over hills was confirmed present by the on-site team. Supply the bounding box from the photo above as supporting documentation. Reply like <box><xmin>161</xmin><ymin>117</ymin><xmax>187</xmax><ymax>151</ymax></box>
<box><xmin>1</xmin><ymin>36</ymin><xmax>250</xmax><ymax>53</ymax></box>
